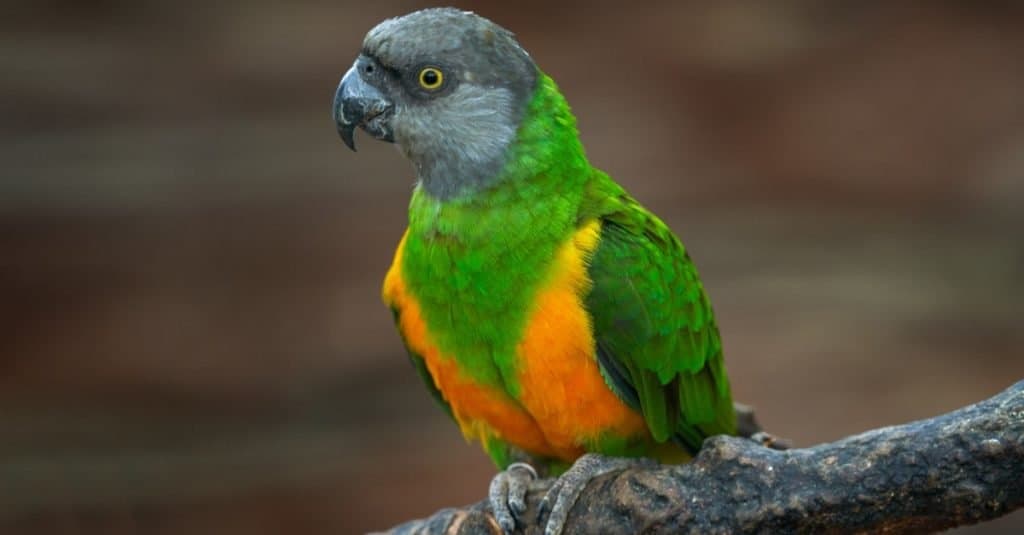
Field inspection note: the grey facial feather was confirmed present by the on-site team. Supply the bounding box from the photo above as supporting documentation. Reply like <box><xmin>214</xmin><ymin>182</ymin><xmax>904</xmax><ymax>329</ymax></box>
<box><xmin>392</xmin><ymin>83</ymin><xmax>518</xmax><ymax>200</ymax></box>
<box><xmin>358</xmin><ymin>8</ymin><xmax>538</xmax><ymax>200</ymax></box>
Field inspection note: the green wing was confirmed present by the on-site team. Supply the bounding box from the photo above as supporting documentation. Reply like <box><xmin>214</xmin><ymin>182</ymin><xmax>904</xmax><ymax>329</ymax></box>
<box><xmin>582</xmin><ymin>177</ymin><xmax>735</xmax><ymax>453</ymax></box>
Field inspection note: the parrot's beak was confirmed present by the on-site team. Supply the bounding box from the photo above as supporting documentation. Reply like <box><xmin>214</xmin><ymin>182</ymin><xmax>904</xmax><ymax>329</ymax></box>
<box><xmin>334</xmin><ymin>64</ymin><xmax>394</xmax><ymax>151</ymax></box>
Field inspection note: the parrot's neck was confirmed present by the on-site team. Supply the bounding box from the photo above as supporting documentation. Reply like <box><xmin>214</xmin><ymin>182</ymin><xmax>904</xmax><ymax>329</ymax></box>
<box><xmin>409</xmin><ymin>74</ymin><xmax>591</xmax><ymax>240</ymax></box>
<box><xmin>413</xmin><ymin>73</ymin><xmax>593</xmax><ymax>207</ymax></box>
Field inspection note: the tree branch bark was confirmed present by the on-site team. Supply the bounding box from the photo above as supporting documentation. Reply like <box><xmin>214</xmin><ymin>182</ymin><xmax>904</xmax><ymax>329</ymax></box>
<box><xmin>378</xmin><ymin>380</ymin><xmax>1024</xmax><ymax>534</ymax></box>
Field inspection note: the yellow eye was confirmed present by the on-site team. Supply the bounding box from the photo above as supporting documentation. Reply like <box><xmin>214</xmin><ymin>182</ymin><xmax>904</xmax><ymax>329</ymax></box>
<box><xmin>418</xmin><ymin>67</ymin><xmax>444</xmax><ymax>90</ymax></box>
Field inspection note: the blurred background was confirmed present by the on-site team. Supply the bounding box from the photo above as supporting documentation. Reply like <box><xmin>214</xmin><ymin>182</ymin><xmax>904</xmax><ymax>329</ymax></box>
<box><xmin>1</xmin><ymin>0</ymin><xmax>1022</xmax><ymax>533</ymax></box>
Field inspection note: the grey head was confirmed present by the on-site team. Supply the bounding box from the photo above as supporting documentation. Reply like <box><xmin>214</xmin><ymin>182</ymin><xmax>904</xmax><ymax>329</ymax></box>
<box><xmin>333</xmin><ymin>8</ymin><xmax>538</xmax><ymax>200</ymax></box>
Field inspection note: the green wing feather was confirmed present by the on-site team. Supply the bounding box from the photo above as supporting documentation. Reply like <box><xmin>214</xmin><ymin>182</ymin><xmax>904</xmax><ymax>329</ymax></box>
<box><xmin>581</xmin><ymin>174</ymin><xmax>735</xmax><ymax>453</ymax></box>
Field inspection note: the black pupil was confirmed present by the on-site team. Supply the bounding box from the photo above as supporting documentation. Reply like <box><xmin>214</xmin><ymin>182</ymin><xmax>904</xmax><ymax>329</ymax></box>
<box><xmin>423</xmin><ymin>70</ymin><xmax>439</xmax><ymax>86</ymax></box>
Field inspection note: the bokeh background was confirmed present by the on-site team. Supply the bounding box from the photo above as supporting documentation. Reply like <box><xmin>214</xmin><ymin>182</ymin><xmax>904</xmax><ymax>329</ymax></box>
<box><xmin>2</xmin><ymin>1</ymin><xmax>1022</xmax><ymax>533</ymax></box>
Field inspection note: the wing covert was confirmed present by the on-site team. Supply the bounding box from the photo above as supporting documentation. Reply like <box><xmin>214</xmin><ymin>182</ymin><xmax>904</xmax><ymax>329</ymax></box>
<box><xmin>583</xmin><ymin>192</ymin><xmax>735</xmax><ymax>452</ymax></box>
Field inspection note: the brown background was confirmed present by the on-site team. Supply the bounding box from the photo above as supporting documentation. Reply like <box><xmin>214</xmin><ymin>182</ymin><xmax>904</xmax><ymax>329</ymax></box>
<box><xmin>1</xmin><ymin>1</ymin><xmax>1022</xmax><ymax>533</ymax></box>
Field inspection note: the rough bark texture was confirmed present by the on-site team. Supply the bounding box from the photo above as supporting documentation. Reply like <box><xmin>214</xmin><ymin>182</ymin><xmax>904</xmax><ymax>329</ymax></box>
<box><xmin>379</xmin><ymin>380</ymin><xmax>1024</xmax><ymax>534</ymax></box>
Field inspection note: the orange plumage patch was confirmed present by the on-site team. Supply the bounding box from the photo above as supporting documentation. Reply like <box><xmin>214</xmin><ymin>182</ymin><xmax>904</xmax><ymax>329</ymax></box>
<box><xmin>515</xmin><ymin>221</ymin><xmax>648</xmax><ymax>457</ymax></box>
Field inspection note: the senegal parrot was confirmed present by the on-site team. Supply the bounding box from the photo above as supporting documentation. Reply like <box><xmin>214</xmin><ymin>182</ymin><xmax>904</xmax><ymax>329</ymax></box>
<box><xmin>333</xmin><ymin>8</ymin><xmax>736</xmax><ymax>534</ymax></box>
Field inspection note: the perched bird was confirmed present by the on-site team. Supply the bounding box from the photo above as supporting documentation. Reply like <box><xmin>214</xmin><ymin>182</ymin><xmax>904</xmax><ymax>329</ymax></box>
<box><xmin>334</xmin><ymin>8</ymin><xmax>736</xmax><ymax>534</ymax></box>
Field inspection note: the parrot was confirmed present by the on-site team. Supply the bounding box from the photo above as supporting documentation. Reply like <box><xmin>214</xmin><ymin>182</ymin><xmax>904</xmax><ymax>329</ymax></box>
<box><xmin>333</xmin><ymin>8</ymin><xmax>736</xmax><ymax>534</ymax></box>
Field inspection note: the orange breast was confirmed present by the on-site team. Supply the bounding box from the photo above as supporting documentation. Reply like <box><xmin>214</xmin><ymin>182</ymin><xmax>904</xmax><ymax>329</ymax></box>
<box><xmin>514</xmin><ymin>220</ymin><xmax>648</xmax><ymax>457</ymax></box>
<box><xmin>382</xmin><ymin>223</ymin><xmax>648</xmax><ymax>462</ymax></box>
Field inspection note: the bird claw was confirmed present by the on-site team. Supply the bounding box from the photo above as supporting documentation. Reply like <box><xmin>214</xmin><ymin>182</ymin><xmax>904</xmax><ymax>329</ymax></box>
<box><xmin>536</xmin><ymin>454</ymin><xmax>655</xmax><ymax>535</ymax></box>
<box><xmin>488</xmin><ymin>462</ymin><xmax>537</xmax><ymax>533</ymax></box>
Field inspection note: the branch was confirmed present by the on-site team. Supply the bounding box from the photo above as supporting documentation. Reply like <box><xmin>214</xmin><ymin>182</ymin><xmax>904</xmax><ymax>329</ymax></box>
<box><xmin>379</xmin><ymin>380</ymin><xmax>1024</xmax><ymax>534</ymax></box>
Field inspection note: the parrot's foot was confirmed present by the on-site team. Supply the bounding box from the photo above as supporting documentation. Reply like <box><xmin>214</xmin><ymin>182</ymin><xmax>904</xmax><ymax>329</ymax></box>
<box><xmin>537</xmin><ymin>453</ymin><xmax>656</xmax><ymax>535</ymax></box>
<box><xmin>488</xmin><ymin>462</ymin><xmax>537</xmax><ymax>533</ymax></box>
